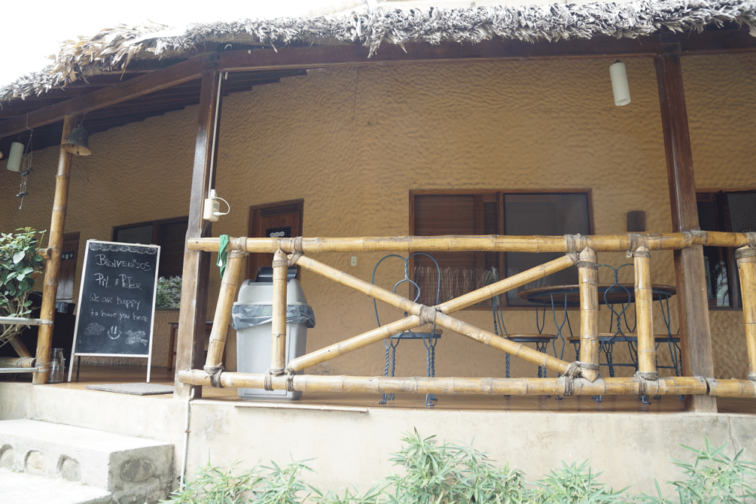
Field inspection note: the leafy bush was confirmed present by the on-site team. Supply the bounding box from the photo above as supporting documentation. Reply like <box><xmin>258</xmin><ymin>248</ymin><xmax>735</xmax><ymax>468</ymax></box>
<box><xmin>162</xmin><ymin>434</ymin><xmax>756</xmax><ymax>504</ymax></box>
<box><xmin>636</xmin><ymin>439</ymin><xmax>756</xmax><ymax>503</ymax></box>
<box><xmin>156</xmin><ymin>276</ymin><xmax>182</xmax><ymax>309</ymax></box>
<box><xmin>0</xmin><ymin>227</ymin><xmax>45</xmax><ymax>348</ymax></box>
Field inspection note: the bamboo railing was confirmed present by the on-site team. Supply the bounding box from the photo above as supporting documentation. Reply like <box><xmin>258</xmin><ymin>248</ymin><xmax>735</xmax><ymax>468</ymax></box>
<box><xmin>174</xmin><ymin>232</ymin><xmax>756</xmax><ymax>399</ymax></box>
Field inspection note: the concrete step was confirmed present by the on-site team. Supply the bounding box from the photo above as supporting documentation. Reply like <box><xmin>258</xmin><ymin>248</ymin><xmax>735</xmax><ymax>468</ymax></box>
<box><xmin>0</xmin><ymin>419</ymin><xmax>174</xmax><ymax>504</ymax></box>
<box><xmin>0</xmin><ymin>468</ymin><xmax>113</xmax><ymax>504</ymax></box>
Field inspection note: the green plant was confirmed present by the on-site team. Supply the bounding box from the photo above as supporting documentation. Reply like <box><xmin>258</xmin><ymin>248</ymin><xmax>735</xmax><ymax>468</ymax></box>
<box><xmin>156</xmin><ymin>276</ymin><xmax>182</xmax><ymax>309</ymax></box>
<box><xmin>255</xmin><ymin>460</ymin><xmax>312</xmax><ymax>504</ymax></box>
<box><xmin>384</xmin><ymin>429</ymin><xmax>525</xmax><ymax>503</ymax></box>
<box><xmin>529</xmin><ymin>461</ymin><xmax>627</xmax><ymax>503</ymax></box>
<box><xmin>160</xmin><ymin>462</ymin><xmax>262</xmax><ymax>504</ymax></box>
<box><xmin>635</xmin><ymin>439</ymin><xmax>756</xmax><ymax>503</ymax></box>
<box><xmin>0</xmin><ymin>227</ymin><xmax>45</xmax><ymax>348</ymax></box>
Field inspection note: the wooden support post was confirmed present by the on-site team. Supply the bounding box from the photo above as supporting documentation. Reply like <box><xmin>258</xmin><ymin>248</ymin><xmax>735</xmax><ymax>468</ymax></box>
<box><xmin>736</xmin><ymin>247</ymin><xmax>756</xmax><ymax>381</ymax></box>
<box><xmin>634</xmin><ymin>245</ymin><xmax>657</xmax><ymax>379</ymax></box>
<box><xmin>203</xmin><ymin>239</ymin><xmax>247</xmax><ymax>372</ymax></box>
<box><xmin>578</xmin><ymin>248</ymin><xmax>599</xmax><ymax>382</ymax></box>
<box><xmin>270</xmin><ymin>249</ymin><xmax>289</xmax><ymax>374</ymax></box>
<box><xmin>655</xmin><ymin>47</ymin><xmax>716</xmax><ymax>412</ymax></box>
<box><xmin>174</xmin><ymin>70</ymin><xmax>221</xmax><ymax>398</ymax></box>
<box><xmin>33</xmin><ymin>115</ymin><xmax>76</xmax><ymax>384</ymax></box>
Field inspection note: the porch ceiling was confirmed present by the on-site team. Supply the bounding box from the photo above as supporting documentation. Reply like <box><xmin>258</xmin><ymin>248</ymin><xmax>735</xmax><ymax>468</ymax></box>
<box><xmin>0</xmin><ymin>21</ymin><xmax>753</xmax><ymax>155</ymax></box>
<box><xmin>0</xmin><ymin>66</ymin><xmax>307</xmax><ymax>154</ymax></box>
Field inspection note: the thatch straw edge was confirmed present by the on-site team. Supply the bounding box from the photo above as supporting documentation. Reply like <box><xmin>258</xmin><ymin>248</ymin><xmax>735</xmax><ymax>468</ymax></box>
<box><xmin>2</xmin><ymin>0</ymin><xmax>755</xmax><ymax>102</ymax></box>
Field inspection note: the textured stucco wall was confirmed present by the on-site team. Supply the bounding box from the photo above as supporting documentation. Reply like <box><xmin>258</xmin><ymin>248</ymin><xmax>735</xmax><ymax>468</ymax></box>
<box><xmin>1</xmin><ymin>53</ymin><xmax>754</xmax><ymax>379</ymax></box>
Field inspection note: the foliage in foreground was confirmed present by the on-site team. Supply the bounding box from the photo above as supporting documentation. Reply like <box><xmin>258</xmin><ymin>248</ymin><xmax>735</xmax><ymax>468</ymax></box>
<box><xmin>161</xmin><ymin>431</ymin><xmax>756</xmax><ymax>504</ymax></box>
<box><xmin>0</xmin><ymin>227</ymin><xmax>45</xmax><ymax>348</ymax></box>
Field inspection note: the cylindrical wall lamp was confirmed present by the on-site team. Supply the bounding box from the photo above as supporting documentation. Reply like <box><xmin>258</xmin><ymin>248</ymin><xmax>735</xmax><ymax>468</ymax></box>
<box><xmin>7</xmin><ymin>141</ymin><xmax>24</xmax><ymax>172</ymax></box>
<box><xmin>610</xmin><ymin>61</ymin><xmax>631</xmax><ymax>107</ymax></box>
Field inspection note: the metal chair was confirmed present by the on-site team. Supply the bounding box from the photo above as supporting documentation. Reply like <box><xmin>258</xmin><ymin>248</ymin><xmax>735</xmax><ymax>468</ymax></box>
<box><xmin>491</xmin><ymin>282</ymin><xmax>556</xmax><ymax>380</ymax></box>
<box><xmin>372</xmin><ymin>253</ymin><xmax>441</xmax><ymax>407</ymax></box>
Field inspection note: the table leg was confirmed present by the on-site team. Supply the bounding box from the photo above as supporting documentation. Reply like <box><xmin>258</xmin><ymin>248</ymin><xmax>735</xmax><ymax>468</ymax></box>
<box><xmin>167</xmin><ymin>324</ymin><xmax>177</xmax><ymax>372</ymax></box>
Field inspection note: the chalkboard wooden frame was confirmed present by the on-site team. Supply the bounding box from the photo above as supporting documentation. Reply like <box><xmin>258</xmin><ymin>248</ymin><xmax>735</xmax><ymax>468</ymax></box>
<box><xmin>68</xmin><ymin>240</ymin><xmax>161</xmax><ymax>382</ymax></box>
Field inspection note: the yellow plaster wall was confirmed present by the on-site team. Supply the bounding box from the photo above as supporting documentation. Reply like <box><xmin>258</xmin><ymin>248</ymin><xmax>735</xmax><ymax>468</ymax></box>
<box><xmin>1</xmin><ymin>53</ymin><xmax>754</xmax><ymax>379</ymax></box>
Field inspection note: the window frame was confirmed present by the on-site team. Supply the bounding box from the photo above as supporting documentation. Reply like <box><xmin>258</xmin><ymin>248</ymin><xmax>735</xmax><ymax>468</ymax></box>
<box><xmin>409</xmin><ymin>189</ymin><xmax>594</xmax><ymax>310</ymax></box>
<box><xmin>112</xmin><ymin>216</ymin><xmax>188</xmax><ymax>279</ymax></box>
<box><xmin>696</xmin><ymin>188</ymin><xmax>756</xmax><ymax>311</ymax></box>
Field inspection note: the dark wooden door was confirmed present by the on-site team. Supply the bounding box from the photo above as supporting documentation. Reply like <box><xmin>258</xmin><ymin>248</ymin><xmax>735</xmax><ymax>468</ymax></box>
<box><xmin>246</xmin><ymin>200</ymin><xmax>304</xmax><ymax>280</ymax></box>
<box><xmin>57</xmin><ymin>232</ymin><xmax>80</xmax><ymax>301</ymax></box>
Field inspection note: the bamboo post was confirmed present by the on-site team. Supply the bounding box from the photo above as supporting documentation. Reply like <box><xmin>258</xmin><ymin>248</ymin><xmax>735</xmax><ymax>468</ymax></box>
<box><xmin>203</xmin><ymin>238</ymin><xmax>247</xmax><ymax>373</ymax></box>
<box><xmin>634</xmin><ymin>244</ymin><xmax>657</xmax><ymax>380</ymax></box>
<box><xmin>178</xmin><ymin>369</ymin><xmax>708</xmax><ymax>397</ymax></box>
<box><xmin>578</xmin><ymin>248</ymin><xmax>600</xmax><ymax>382</ymax></box>
<box><xmin>736</xmin><ymin>246</ymin><xmax>756</xmax><ymax>381</ymax></box>
<box><xmin>270</xmin><ymin>249</ymin><xmax>289</xmax><ymax>374</ymax></box>
<box><xmin>33</xmin><ymin>115</ymin><xmax>76</xmax><ymax>384</ymax></box>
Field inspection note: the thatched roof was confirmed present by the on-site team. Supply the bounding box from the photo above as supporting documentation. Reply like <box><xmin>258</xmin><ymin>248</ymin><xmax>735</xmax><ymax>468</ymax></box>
<box><xmin>2</xmin><ymin>0</ymin><xmax>755</xmax><ymax>103</ymax></box>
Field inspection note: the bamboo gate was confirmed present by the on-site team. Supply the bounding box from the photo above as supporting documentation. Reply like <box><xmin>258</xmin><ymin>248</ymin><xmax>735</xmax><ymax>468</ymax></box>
<box><xmin>176</xmin><ymin>231</ymin><xmax>756</xmax><ymax>400</ymax></box>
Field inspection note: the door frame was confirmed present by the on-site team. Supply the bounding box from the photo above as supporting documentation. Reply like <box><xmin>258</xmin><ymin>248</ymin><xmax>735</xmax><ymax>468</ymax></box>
<box><xmin>246</xmin><ymin>199</ymin><xmax>304</xmax><ymax>281</ymax></box>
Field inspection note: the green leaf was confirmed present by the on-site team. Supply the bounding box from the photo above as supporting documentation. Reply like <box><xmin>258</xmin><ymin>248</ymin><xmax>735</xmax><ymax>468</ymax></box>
<box><xmin>13</xmin><ymin>251</ymin><xmax>25</xmax><ymax>264</ymax></box>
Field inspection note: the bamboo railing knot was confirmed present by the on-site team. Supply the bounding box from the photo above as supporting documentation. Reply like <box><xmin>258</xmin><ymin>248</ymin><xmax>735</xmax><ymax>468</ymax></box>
<box><xmin>564</xmin><ymin>233</ymin><xmax>585</xmax><ymax>254</ymax></box>
<box><xmin>634</xmin><ymin>373</ymin><xmax>659</xmax><ymax>396</ymax></box>
<box><xmin>626</xmin><ymin>233</ymin><xmax>646</xmax><ymax>257</ymax></box>
<box><xmin>271</xmin><ymin>257</ymin><xmax>289</xmax><ymax>268</ymax></box>
<box><xmin>632</xmin><ymin>249</ymin><xmax>651</xmax><ymax>259</ymax></box>
<box><xmin>287</xmin><ymin>237</ymin><xmax>305</xmax><ymax>265</ymax></box>
<box><xmin>736</xmin><ymin>247</ymin><xmax>756</xmax><ymax>261</ymax></box>
<box><xmin>285</xmin><ymin>373</ymin><xmax>295</xmax><ymax>392</ymax></box>
<box><xmin>204</xmin><ymin>365</ymin><xmax>224</xmax><ymax>388</ymax></box>
<box><xmin>560</xmin><ymin>361</ymin><xmax>584</xmax><ymax>395</ymax></box>
<box><xmin>575</xmin><ymin>260</ymin><xmax>598</xmax><ymax>270</ymax></box>
<box><xmin>748</xmin><ymin>373</ymin><xmax>756</xmax><ymax>382</ymax></box>
<box><xmin>747</xmin><ymin>232</ymin><xmax>756</xmax><ymax>248</ymax></box>
<box><xmin>419</xmin><ymin>305</ymin><xmax>440</xmax><ymax>325</ymax></box>
<box><xmin>264</xmin><ymin>370</ymin><xmax>274</xmax><ymax>391</ymax></box>
<box><xmin>230</xmin><ymin>236</ymin><xmax>249</xmax><ymax>256</ymax></box>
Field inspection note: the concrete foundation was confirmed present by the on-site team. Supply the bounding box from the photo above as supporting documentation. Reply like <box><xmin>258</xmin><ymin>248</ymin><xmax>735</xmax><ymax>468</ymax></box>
<box><xmin>1</xmin><ymin>382</ymin><xmax>754</xmax><ymax>497</ymax></box>
<box><xmin>0</xmin><ymin>418</ymin><xmax>174</xmax><ymax>504</ymax></box>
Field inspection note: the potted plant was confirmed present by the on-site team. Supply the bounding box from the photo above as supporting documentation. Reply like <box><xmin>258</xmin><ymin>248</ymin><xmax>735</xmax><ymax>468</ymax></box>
<box><xmin>155</xmin><ymin>276</ymin><xmax>182</xmax><ymax>309</ymax></box>
<box><xmin>0</xmin><ymin>227</ymin><xmax>45</xmax><ymax>348</ymax></box>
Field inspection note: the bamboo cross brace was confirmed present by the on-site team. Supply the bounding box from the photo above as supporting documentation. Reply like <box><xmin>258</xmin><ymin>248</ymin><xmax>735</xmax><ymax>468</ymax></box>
<box><xmin>285</xmin><ymin>253</ymin><xmax>576</xmax><ymax>374</ymax></box>
<box><xmin>178</xmin><ymin>370</ymin><xmax>708</xmax><ymax>397</ymax></box>
<box><xmin>186</xmin><ymin>231</ymin><xmax>755</xmax><ymax>254</ymax></box>
<box><xmin>634</xmin><ymin>245</ymin><xmax>657</xmax><ymax>379</ymax></box>
<box><xmin>736</xmin><ymin>247</ymin><xmax>756</xmax><ymax>380</ymax></box>
<box><xmin>204</xmin><ymin>241</ymin><xmax>247</xmax><ymax>373</ymax></box>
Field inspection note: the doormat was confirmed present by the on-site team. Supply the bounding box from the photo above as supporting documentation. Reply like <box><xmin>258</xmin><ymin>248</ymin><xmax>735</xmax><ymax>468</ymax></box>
<box><xmin>85</xmin><ymin>383</ymin><xmax>174</xmax><ymax>395</ymax></box>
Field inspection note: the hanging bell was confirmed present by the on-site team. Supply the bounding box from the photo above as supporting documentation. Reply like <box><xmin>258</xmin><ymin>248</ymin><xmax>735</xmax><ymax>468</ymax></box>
<box><xmin>62</xmin><ymin>125</ymin><xmax>91</xmax><ymax>156</ymax></box>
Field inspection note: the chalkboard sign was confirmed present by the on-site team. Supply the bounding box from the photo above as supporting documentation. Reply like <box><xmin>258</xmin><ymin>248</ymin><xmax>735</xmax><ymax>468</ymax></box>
<box><xmin>69</xmin><ymin>240</ymin><xmax>160</xmax><ymax>381</ymax></box>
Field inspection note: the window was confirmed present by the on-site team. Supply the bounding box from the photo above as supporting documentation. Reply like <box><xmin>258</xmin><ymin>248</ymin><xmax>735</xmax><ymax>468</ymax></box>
<box><xmin>411</xmin><ymin>191</ymin><xmax>592</xmax><ymax>308</ymax></box>
<box><xmin>697</xmin><ymin>190</ymin><xmax>756</xmax><ymax>309</ymax></box>
<box><xmin>113</xmin><ymin>217</ymin><xmax>188</xmax><ymax>278</ymax></box>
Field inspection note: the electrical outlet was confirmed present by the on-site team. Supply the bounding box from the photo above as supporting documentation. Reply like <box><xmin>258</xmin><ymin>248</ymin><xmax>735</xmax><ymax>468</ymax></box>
<box><xmin>350</xmin><ymin>256</ymin><xmax>357</xmax><ymax>267</ymax></box>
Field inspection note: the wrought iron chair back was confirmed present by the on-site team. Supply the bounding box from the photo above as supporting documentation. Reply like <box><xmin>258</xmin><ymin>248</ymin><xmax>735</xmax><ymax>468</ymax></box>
<box><xmin>371</xmin><ymin>253</ymin><xmax>441</xmax><ymax>407</ymax></box>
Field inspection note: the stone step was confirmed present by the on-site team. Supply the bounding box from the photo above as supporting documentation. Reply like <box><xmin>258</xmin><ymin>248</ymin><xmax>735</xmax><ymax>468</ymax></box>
<box><xmin>0</xmin><ymin>419</ymin><xmax>174</xmax><ymax>504</ymax></box>
<box><xmin>0</xmin><ymin>468</ymin><xmax>113</xmax><ymax>504</ymax></box>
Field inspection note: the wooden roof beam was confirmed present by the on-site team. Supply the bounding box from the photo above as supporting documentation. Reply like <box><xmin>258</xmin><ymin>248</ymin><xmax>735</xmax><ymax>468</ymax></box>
<box><xmin>0</xmin><ymin>53</ymin><xmax>212</xmax><ymax>138</ymax></box>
